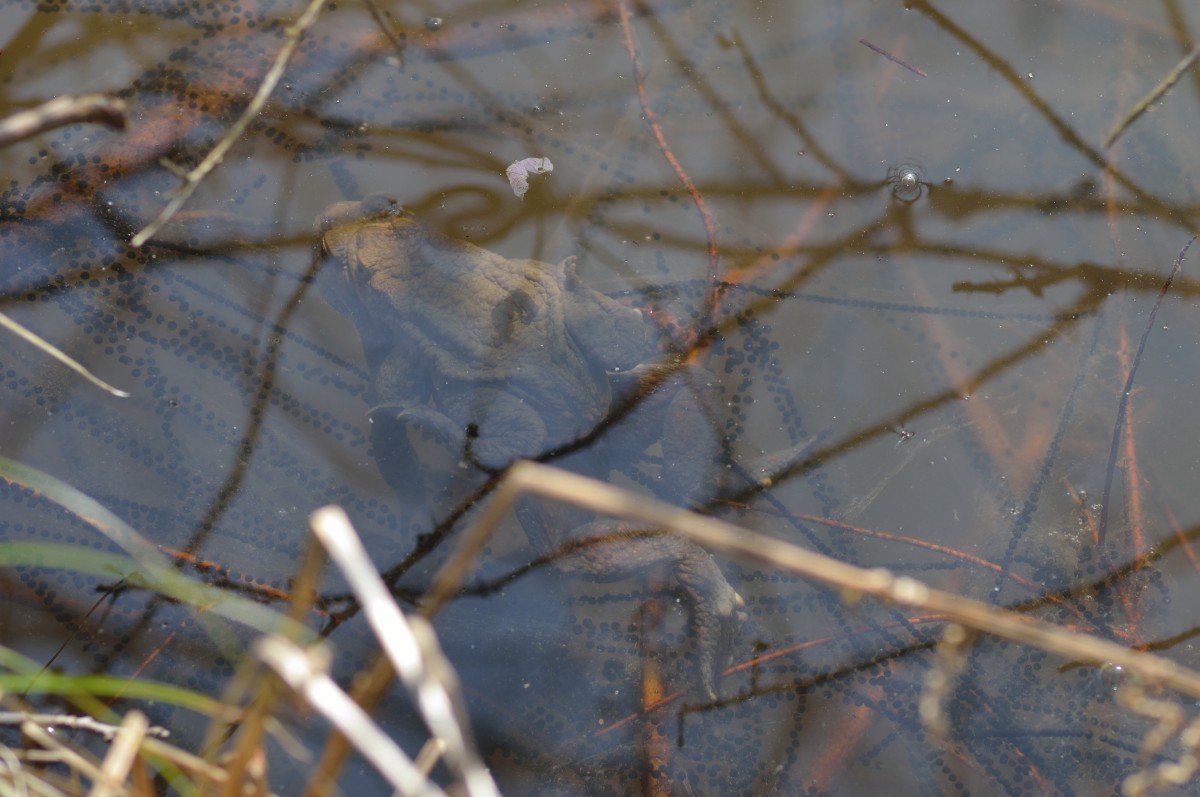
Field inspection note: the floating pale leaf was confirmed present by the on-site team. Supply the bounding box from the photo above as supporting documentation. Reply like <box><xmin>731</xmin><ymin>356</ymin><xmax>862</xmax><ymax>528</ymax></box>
<box><xmin>505</xmin><ymin>156</ymin><xmax>553</xmax><ymax>199</ymax></box>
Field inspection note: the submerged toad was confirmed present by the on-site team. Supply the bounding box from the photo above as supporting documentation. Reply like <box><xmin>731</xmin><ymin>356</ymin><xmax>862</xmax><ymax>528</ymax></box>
<box><xmin>318</xmin><ymin>195</ymin><xmax>742</xmax><ymax>696</ymax></box>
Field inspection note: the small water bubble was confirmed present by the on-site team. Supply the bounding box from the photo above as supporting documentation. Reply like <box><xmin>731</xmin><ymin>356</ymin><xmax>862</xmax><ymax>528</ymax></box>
<box><xmin>886</xmin><ymin>160</ymin><xmax>928</xmax><ymax>202</ymax></box>
<box><xmin>424</xmin><ymin>16</ymin><xmax>443</xmax><ymax>31</ymax></box>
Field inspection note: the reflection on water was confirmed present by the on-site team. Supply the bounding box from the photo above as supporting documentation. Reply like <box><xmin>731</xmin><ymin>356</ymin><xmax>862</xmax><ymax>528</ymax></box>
<box><xmin>3</xmin><ymin>0</ymin><xmax>1200</xmax><ymax>792</ymax></box>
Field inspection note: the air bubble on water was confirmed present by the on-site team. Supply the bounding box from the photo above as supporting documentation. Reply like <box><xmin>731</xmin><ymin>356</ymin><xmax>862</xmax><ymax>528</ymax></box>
<box><xmin>1098</xmin><ymin>662</ymin><xmax>1126</xmax><ymax>691</ymax></box>
<box><xmin>886</xmin><ymin>160</ymin><xmax>927</xmax><ymax>202</ymax></box>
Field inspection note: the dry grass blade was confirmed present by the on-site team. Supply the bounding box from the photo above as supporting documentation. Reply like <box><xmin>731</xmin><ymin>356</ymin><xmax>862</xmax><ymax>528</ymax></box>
<box><xmin>309</xmin><ymin>507</ymin><xmax>499</xmax><ymax>797</ymax></box>
<box><xmin>21</xmin><ymin>721</ymin><xmax>108</xmax><ymax>788</ymax></box>
<box><xmin>430</xmin><ymin>461</ymin><xmax>1200</xmax><ymax>703</ymax></box>
<box><xmin>0</xmin><ymin>311</ymin><xmax>129</xmax><ymax>397</ymax></box>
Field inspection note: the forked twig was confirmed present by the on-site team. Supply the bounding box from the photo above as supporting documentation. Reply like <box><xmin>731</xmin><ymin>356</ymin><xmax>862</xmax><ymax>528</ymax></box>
<box><xmin>130</xmin><ymin>0</ymin><xmax>329</xmax><ymax>247</ymax></box>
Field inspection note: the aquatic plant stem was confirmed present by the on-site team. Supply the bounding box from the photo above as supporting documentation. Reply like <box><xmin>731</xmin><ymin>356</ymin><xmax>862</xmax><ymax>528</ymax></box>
<box><xmin>1102</xmin><ymin>42</ymin><xmax>1200</xmax><ymax>149</ymax></box>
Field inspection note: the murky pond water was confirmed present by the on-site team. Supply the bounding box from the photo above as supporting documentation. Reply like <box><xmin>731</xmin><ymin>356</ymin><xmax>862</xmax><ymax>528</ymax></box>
<box><xmin>4</xmin><ymin>0</ymin><xmax>1200</xmax><ymax>793</ymax></box>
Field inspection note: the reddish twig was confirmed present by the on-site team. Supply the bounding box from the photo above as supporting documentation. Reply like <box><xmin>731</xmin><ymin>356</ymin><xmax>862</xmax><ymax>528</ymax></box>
<box><xmin>615</xmin><ymin>0</ymin><xmax>720</xmax><ymax>344</ymax></box>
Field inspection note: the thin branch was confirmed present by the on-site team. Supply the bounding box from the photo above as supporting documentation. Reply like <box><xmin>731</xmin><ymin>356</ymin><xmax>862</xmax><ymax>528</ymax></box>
<box><xmin>130</xmin><ymin>0</ymin><xmax>330</xmax><ymax>248</ymax></box>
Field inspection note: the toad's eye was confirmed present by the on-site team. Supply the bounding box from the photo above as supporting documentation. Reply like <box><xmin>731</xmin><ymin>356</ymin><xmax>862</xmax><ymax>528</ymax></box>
<box><xmin>886</xmin><ymin>161</ymin><xmax>927</xmax><ymax>202</ymax></box>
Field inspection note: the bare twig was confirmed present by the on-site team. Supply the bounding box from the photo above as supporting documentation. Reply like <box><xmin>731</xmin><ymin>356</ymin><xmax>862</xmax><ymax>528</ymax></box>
<box><xmin>0</xmin><ymin>94</ymin><xmax>126</xmax><ymax>148</ymax></box>
<box><xmin>0</xmin><ymin>711</ymin><xmax>168</xmax><ymax>741</ymax></box>
<box><xmin>130</xmin><ymin>0</ymin><xmax>329</xmax><ymax>247</ymax></box>
<box><xmin>0</xmin><ymin>311</ymin><xmax>130</xmax><ymax>397</ymax></box>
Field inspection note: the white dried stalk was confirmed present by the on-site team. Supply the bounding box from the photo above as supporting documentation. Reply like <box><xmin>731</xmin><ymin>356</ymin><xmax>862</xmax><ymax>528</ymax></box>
<box><xmin>309</xmin><ymin>506</ymin><xmax>499</xmax><ymax>797</ymax></box>
<box><xmin>0</xmin><ymin>712</ymin><xmax>168</xmax><ymax>741</ymax></box>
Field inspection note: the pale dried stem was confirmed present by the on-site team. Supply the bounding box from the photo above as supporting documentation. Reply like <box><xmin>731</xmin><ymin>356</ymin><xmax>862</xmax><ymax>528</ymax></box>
<box><xmin>0</xmin><ymin>94</ymin><xmax>126</xmax><ymax>148</ymax></box>
<box><xmin>0</xmin><ymin>712</ymin><xmax>168</xmax><ymax>741</ymax></box>
<box><xmin>21</xmin><ymin>720</ymin><xmax>108</xmax><ymax>786</ymax></box>
<box><xmin>88</xmin><ymin>710</ymin><xmax>147</xmax><ymax>797</ymax></box>
<box><xmin>0</xmin><ymin>311</ymin><xmax>129</xmax><ymax>397</ymax></box>
<box><xmin>428</xmin><ymin>461</ymin><xmax>1200</xmax><ymax>701</ymax></box>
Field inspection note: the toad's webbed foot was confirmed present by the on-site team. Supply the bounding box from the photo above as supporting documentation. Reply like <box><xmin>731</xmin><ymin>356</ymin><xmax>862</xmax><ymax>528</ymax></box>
<box><xmin>554</xmin><ymin>520</ymin><xmax>744</xmax><ymax>701</ymax></box>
